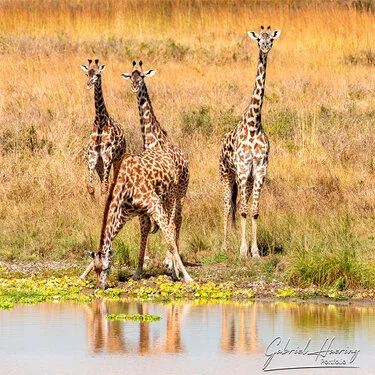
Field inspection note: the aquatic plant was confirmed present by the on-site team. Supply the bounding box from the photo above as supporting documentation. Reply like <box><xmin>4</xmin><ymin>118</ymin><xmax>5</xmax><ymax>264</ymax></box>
<box><xmin>277</xmin><ymin>288</ymin><xmax>297</xmax><ymax>298</ymax></box>
<box><xmin>106</xmin><ymin>313</ymin><xmax>161</xmax><ymax>322</ymax></box>
<box><xmin>0</xmin><ymin>276</ymin><xmax>95</xmax><ymax>310</ymax></box>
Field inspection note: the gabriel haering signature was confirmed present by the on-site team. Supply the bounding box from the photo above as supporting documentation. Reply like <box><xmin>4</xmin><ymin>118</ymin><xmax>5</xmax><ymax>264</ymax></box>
<box><xmin>263</xmin><ymin>336</ymin><xmax>360</xmax><ymax>372</ymax></box>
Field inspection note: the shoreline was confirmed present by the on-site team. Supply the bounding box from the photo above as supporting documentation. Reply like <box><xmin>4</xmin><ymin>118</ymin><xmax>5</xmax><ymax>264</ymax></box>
<box><xmin>1</xmin><ymin>260</ymin><xmax>374</xmax><ymax>308</ymax></box>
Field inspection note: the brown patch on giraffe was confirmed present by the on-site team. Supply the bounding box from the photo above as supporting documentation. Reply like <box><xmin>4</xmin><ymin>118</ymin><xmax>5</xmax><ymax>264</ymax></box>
<box><xmin>101</xmin><ymin>135</ymin><xmax>110</xmax><ymax>143</ymax></box>
<box><xmin>254</xmin><ymin>143</ymin><xmax>264</xmax><ymax>154</ymax></box>
<box><xmin>240</xmin><ymin>143</ymin><xmax>251</xmax><ymax>153</ymax></box>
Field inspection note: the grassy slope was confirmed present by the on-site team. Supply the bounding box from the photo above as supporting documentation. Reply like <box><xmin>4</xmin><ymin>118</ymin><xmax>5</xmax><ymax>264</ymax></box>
<box><xmin>0</xmin><ymin>0</ymin><xmax>374</xmax><ymax>290</ymax></box>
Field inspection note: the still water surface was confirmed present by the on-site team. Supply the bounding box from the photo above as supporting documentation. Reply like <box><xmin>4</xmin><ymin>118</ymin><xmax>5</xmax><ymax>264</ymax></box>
<box><xmin>0</xmin><ymin>300</ymin><xmax>374</xmax><ymax>375</ymax></box>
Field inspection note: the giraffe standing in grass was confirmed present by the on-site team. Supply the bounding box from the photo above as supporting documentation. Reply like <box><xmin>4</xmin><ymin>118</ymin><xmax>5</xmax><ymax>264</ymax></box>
<box><xmin>219</xmin><ymin>26</ymin><xmax>280</xmax><ymax>257</ymax></box>
<box><xmin>80</xmin><ymin>148</ymin><xmax>193</xmax><ymax>290</ymax></box>
<box><xmin>121</xmin><ymin>61</ymin><xmax>189</xmax><ymax>269</ymax></box>
<box><xmin>80</xmin><ymin>59</ymin><xmax>126</xmax><ymax>196</ymax></box>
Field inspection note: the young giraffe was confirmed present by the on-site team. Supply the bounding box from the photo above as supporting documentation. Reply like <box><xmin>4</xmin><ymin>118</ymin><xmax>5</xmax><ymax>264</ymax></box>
<box><xmin>219</xmin><ymin>26</ymin><xmax>281</xmax><ymax>257</ymax></box>
<box><xmin>80</xmin><ymin>59</ymin><xmax>126</xmax><ymax>196</ymax></box>
<box><xmin>121</xmin><ymin>61</ymin><xmax>189</xmax><ymax>270</ymax></box>
<box><xmin>80</xmin><ymin>148</ymin><xmax>193</xmax><ymax>290</ymax></box>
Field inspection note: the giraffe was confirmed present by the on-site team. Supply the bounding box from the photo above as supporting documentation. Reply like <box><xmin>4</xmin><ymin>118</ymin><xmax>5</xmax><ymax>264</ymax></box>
<box><xmin>80</xmin><ymin>147</ymin><xmax>193</xmax><ymax>290</ymax></box>
<box><xmin>80</xmin><ymin>59</ymin><xmax>127</xmax><ymax>196</ymax></box>
<box><xmin>219</xmin><ymin>26</ymin><xmax>280</xmax><ymax>257</ymax></box>
<box><xmin>121</xmin><ymin>61</ymin><xmax>189</xmax><ymax>271</ymax></box>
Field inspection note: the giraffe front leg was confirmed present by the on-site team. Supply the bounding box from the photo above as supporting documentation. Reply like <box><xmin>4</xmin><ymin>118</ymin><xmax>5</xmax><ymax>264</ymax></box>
<box><xmin>101</xmin><ymin>159</ymin><xmax>111</xmax><ymax>196</ymax></box>
<box><xmin>250</xmin><ymin>163</ymin><xmax>267</xmax><ymax>258</ymax></box>
<box><xmin>133</xmin><ymin>215</ymin><xmax>151</xmax><ymax>280</ymax></box>
<box><xmin>88</xmin><ymin>149</ymin><xmax>99</xmax><ymax>195</ymax></box>
<box><xmin>94</xmin><ymin>205</ymin><xmax>132</xmax><ymax>290</ymax></box>
<box><xmin>238</xmin><ymin>178</ymin><xmax>253</xmax><ymax>257</ymax></box>
<box><xmin>220</xmin><ymin>169</ymin><xmax>235</xmax><ymax>253</ymax></box>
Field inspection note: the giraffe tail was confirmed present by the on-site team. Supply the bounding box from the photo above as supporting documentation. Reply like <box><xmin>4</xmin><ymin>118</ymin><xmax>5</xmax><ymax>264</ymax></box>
<box><xmin>230</xmin><ymin>181</ymin><xmax>238</xmax><ymax>228</ymax></box>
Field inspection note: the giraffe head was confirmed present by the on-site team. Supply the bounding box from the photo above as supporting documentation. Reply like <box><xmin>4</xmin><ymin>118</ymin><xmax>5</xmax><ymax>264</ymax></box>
<box><xmin>80</xmin><ymin>59</ymin><xmax>106</xmax><ymax>89</ymax></box>
<box><xmin>121</xmin><ymin>60</ymin><xmax>156</xmax><ymax>93</ymax></box>
<box><xmin>248</xmin><ymin>26</ymin><xmax>281</xmax><ymax>54</ymax></box>
<box><xmin>89</xmin><ymin>250</ymin><xmax>111</xmax><ymax>290</ymax></box>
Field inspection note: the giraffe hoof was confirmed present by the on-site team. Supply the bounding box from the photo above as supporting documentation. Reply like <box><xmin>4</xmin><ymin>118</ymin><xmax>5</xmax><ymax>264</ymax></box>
<box><xmin>251</xmin><ymin>246</ymin><xmax>260</xmax><ymax>259</ymax></box>
<box><xmin>163</xmin><ymin>253</ymin><xmax>173</xmax><ymax>270</ymax></box>
<box><xmin>183</xmin><ymin>275</ymin><xmax>194</xmax><ymax>284</ymax></box>
<box><xmin>87</xmin><ymin>185</ymin><xmax>95</xmax><ymax>195</ymax></box>
<box><xmin>240</xmin><ymin>249</ymin><xmax>249</xmax><ymax>257</ymax></box>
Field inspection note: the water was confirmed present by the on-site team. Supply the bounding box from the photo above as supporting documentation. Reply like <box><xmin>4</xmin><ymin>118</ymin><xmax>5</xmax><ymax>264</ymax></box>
<box><xmin>0</xmin><ymin>300</ymin><xmax>374</xmax><ymax>375</ymax></box>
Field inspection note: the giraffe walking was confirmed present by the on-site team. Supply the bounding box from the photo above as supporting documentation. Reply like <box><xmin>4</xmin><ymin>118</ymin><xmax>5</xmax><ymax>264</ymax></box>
<box><xmin>121</xmin><ymin>61</ymin><xmax>189</xmax><ymax>271</ymax></box>
<box><xmin>80</xmin><ymin>59</ymin><xmax>126</xmax><ymax>196</ymax></box>
<box><xmin>80</xmin><ymin>148</ymin><xmax>193</xmax><ymax>290</ymax></box>
<box><xmin>219</xmin><ymin>26</ymin><xmax>281</xmax><ymax>257</ymax></box>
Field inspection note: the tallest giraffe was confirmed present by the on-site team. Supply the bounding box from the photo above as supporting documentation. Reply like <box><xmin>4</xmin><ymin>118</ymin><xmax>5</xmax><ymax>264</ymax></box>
<box><xmin>219</xmin><ymin>26</ymin><xmax>281</xmax><ymax>257</ymax></box>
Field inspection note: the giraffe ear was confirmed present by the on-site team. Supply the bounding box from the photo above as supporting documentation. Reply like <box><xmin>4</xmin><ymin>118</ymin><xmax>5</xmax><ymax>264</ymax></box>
<box><xmin>271</xmin><ymin>30</ymin><xmax>281</xmax><ymax>39</ymax></box>
<box><xmin>88</xmin><ymin>251</ymin><xmax>95</xmax><ymax>259</ymax></box>
<box><xmin>143</xmin><ymin>69</ymin><xmax>156</xmax><ymax>77</ymax></box>
<box><xmin>80</xmin><ymin>65</ymin><xmax>89</xmax><ymax>73</ymax></box>
<box><xmin>247</xmin><ymin>31</ymin><xmax>259</xmax><ymax>40</ymax></box>
<box><xmin>99</xmin><ymin>65</ymin><xmax>106</xmax><ymax>72</ymax></box>
<box><xmin>121</xmin><ymin>73</ymin><xmax>131</xmax><ymax>80</ymax></box>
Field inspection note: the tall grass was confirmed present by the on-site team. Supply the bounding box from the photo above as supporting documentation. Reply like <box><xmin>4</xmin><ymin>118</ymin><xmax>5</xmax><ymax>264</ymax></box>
<box><xmin>0</xmin><ymin>0</ymin><xmax>374</xmax><ymax>288</ymax></box>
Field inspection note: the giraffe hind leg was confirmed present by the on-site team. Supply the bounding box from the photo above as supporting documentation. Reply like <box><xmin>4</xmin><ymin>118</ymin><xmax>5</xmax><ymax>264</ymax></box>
<box><xmin>149</xmin><ymin>198</ymin><xmax>193</xmax><ymax>283</ymax></box>
<box><xmin>238</xmin><ymin>178</ymin><xmax>253</xmax><ymax>257</ymax></box>
<box><xmin>250</xmin><ymin>165</ymin><xmax>267</xmax><ymax>258</ymax></box>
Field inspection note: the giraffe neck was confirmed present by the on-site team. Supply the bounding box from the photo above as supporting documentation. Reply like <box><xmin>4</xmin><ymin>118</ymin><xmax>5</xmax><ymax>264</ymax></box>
<box><xmin>94</xmin><ymin>77</ymin><xmax>109</xmax><ymax>125</ymax></box>
<box><xmin>137</xmin><ymin>83</ymin><xmax>166</xmax><ymax>149</ymax></box>
<box><xmin>242</xmin><ymin>50</ymin><xmax>268</xmax><ymax>132</ymax></box>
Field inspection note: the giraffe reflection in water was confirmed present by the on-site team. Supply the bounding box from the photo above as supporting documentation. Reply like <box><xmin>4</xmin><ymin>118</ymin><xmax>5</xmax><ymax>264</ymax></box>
<box><xmin>84</xmin><ymin>300</ymin><xmax>265</xmax><ymax>355</ymax></box>
<box><xmin>84</xmin><ymin>299</ymin><xmax>188</xmax><ymax>354</ymax></box>
<box><xmin>221</xmin><ymin>303</ymin><xmax>261</xmax><ymax>354</ymax></box>
<box><xmin>84</xmin><ymin>300</ymin><xmax>373</xmax><ymax>356</ymax></box>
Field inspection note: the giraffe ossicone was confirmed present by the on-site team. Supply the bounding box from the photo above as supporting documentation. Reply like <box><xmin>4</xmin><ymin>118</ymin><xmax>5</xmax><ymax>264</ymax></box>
<box><xmin>219</xmin><ymin>26</ymin><xmax>280</xmax><ymax>258</ymax></box>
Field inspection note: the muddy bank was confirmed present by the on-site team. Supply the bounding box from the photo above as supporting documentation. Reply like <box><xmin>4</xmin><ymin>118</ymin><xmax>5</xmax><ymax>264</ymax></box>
<box><xmin>0</xmin><ymin>260</ymin><xmax>374</xmax><ymax>308</ymax></box>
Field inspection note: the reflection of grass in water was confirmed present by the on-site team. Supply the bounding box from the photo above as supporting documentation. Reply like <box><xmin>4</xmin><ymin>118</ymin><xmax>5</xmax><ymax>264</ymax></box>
<box><xmin>106</xmin><ymin>313</ymin><xmax>161</xmax><ymax>322</ymax></box>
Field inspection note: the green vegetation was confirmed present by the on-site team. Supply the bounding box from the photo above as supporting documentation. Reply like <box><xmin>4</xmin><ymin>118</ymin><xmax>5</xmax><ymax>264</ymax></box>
<box><xmin>0</xmin><ymin>277</ymin><xmax>94</xmax><ymax>310</ymax></box>
<box><xmin>106</xmin><ymin>313</ymin><xmax>161</xmax><ymax>322</ymax></box>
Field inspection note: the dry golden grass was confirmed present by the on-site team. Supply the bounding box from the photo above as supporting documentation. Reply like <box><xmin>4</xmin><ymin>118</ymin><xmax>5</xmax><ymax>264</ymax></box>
<box><xmin>0</xmin><ymin>0</ymin><xmax>374</xmax><ymax>287</ymax></box>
